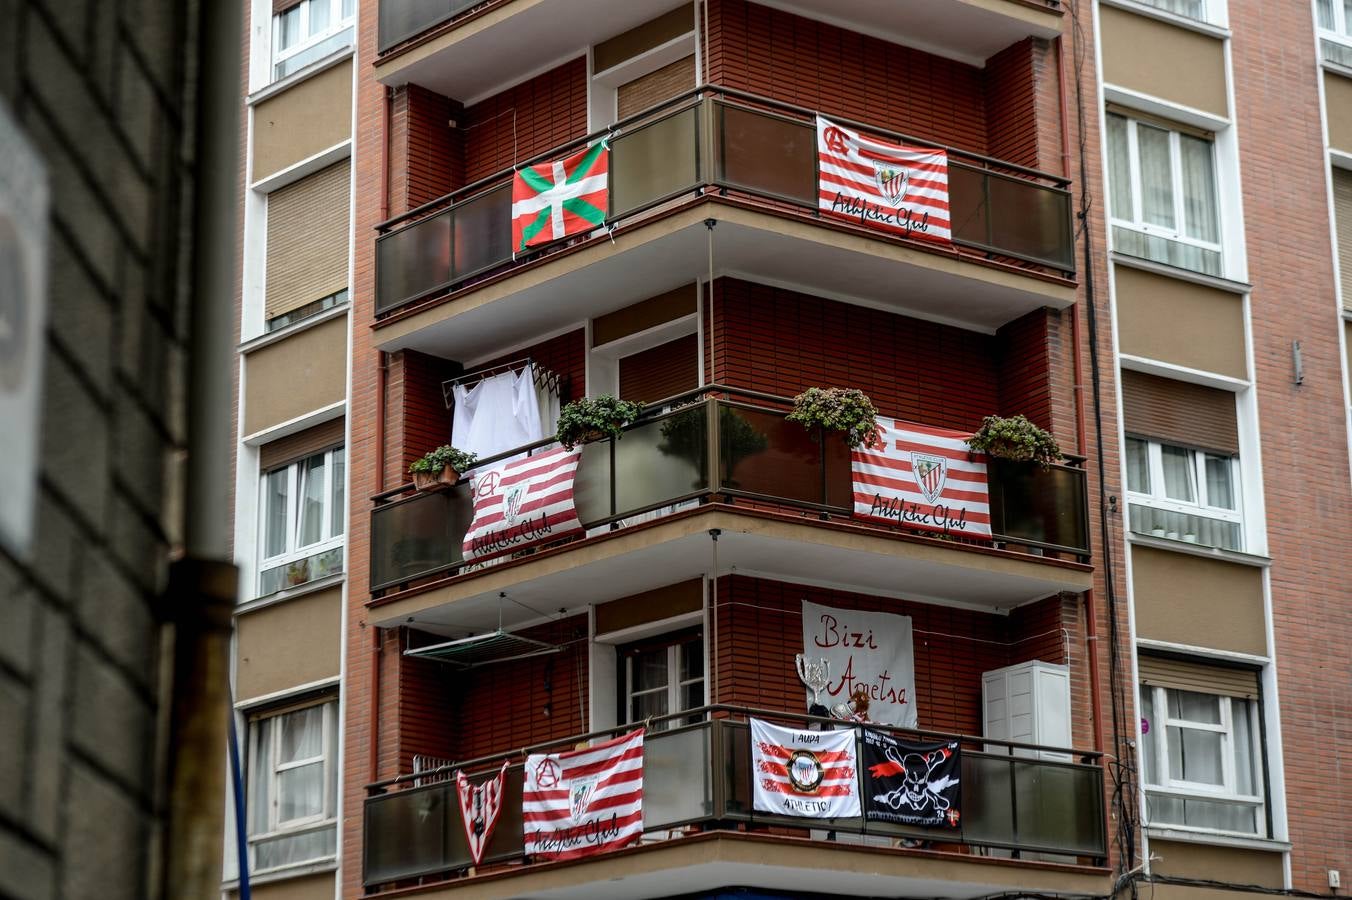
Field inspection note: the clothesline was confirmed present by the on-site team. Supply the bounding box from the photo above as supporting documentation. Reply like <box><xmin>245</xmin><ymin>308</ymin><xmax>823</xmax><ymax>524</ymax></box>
<box><xmin>441</xmin><ymin>357</ymin><xmax>564</xmax><ymax>410</ymax></box>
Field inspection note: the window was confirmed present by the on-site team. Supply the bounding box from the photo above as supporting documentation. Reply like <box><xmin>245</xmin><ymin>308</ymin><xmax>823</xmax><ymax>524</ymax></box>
<box><xmin>1139</xmin><ymin>685</ymin><xmax>1264</xmax><ymax>836</ymax></box>
<box><xmin>1130</xmin><ymin>0</ymin><xmax>1206</xmax><ymax>21</ymax></box>
<box><xmin>1318</xmin><ymin>0</ymin><xmax>1352</xmax><ymax>67</ymax></box>
<box><xmin>1125</xmin><ymin>437</ymin><xmax>1241</xmax><ymax>550</ymax></box>
<box><xmin>265</xmin><ymin>288</ymin><xmax>348</xmax><ymax>334</ymax></box>
<box><xmin>273</xmin><ymin>0</ymin><xmax>355</xmax><ymax>81</ymax></box>
<box><xmin>259</xmin><ymin>446</ymin><xmax>345</xmax><ymax>595</ymax></box>
<box><xmin>621</xmin><ymin>632</ymin><xmax>704</xmax><ymax>730</ymax></box>
<box><xmin>1106</xmin><ymin>113</ymin><xmax>1222</xmax><ymax>276</ymax></box>
<box><xmin>247</xmin><ymin>700</ymin><xmax>339</xmax><ymax>872</ymax></box>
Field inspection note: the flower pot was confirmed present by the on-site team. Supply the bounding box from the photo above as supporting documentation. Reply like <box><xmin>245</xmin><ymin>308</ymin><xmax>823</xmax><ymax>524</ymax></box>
<box><xmin>412</xmin><ymin>464</ymin><xmax>460</xmax><ymax>492</ymax></box>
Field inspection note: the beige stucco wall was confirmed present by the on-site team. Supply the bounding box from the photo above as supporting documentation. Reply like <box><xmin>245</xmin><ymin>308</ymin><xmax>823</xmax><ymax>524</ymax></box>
<box><xmin>228</xmin><ymin>871</ymin><xmax>335</xmax><ymax>900</ymax></box>
<box><xmin>1149</xmin><ymin>840</ymin><xmax>1284</xmax><ymax>889</ymax></box>
<box><xmin>253</xmin><ymin>59</ymin><xmax>353</xmax><ymax>182</ymax></box>
<box><xmin>1326</xmin><ymin>71</ymin><xmax>1352</xmax><ymax>154</ymax></box>
<box><xmin>244</xmin><ymin>314</ymin><xmax>348</xmax><ymax>436</ymax></box>
<box><xmin>1132</xmin><ymin>546</ymin><xmax>1266</xmax><ymax>655</ymax></box>
<box><xmin>235</xmin><ymin>586</ymin><xmax>343</xmax><ymax>702</ymax></box>
<box><xmin>1101</xmin><ymin>5</ymin><xmax>1227</xmax><ymax>117</ymax></box>
<box><xmin>1115</xmin><ymin>266</ymin><xmax>1247</xmax><ymax>378</ymax></box>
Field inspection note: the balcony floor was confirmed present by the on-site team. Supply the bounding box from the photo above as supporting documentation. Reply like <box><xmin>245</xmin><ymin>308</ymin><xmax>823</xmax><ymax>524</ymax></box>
<box><xmin>369</xmin><ymin>504</ymin><xmax>1092</xmax><ymax>635</ymax></box>
<box><xmin>387</xmin><ymin>831</ymin><xmax>1109</xmax><ymax>900</ymax></box>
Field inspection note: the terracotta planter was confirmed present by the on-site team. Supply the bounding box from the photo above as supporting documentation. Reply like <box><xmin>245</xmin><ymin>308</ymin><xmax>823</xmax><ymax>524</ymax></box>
<box><xmin>412</xmin><ymin>464</ymin><xmax>460</xmax><ymax>492</ymax></box>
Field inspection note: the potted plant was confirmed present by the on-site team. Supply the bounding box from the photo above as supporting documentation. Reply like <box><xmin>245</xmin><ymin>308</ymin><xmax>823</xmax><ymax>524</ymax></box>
<box><xmin>409</xmin><ymin>445</ymin><xmax>478</xmax><ymax>491</ymax></box>
<box><xmin>785</xmin><ymin>387</ymin><xmax>882</xmax><ymax>450</ymax></box>
<box><xmin>965</xmin><ymin>415</ymin><xmax>1061</xmax><ymax>468</ymax></box>
<box><xmin>555</xmin><ymin>396</ymin><xmax>644</xmax><ymax>450</ymax></box>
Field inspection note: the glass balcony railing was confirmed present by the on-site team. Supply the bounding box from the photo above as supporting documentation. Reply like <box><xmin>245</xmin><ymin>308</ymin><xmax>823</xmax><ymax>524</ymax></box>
<box><xmin>369</xmin><ymin>389</ymin><xmax>1091</xmax><ymax>594</ymax></box>
<box><xmin>378</xmin><ymin>0</ymin><xmax>487</xmax><ymax>53</ymax></box>
<box><xmin>363</xmin><ymin>705</ymin><xmax>1106</xmax><ymax>888</ymax></box>
<box><xmin>374</xmin><ymin>87</ymin><xmax>1075</xmax><ymax>317</ymax></box>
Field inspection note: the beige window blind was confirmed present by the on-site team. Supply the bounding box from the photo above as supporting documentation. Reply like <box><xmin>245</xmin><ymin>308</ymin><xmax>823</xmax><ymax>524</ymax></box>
<box><xmin>1138</xmin><ymin>654</ymin><xmax>1260</xmax><ymax>699</ymax></box>
<box><xmin>260</xmin><ymin>417</ymin><xmax>345</xmax><ymax>471</ymax></box>
<box><xmin>1334</xmin><ymin>168</ymin><xmax>1352</xmax><ymax>310</ymax></box>
<box><xmin>1121</xmin><ymin>370</ymin><xmax>1238</xmax><ymax>454</ymax></box>
<box><xmin>266</xmin><ymin>159</ymin><xmax>351</xmax><ymax>321</ymax></box>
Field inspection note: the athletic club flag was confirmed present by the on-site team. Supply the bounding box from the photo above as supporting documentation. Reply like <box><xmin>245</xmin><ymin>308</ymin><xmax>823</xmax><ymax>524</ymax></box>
<box><xmin>816</xmin><ymin>116</ymin><xmax>951</xmax><ymax>244</ymax></box>
<box><xmin>751</xmin><ymin>718</ymin><xmax>860</xmax><ymax>819</ymax></box>
<box><xmin>456</xmin><ymin>762</ymin><xmax>508</xmax><ymax>866</ymax></box>
<box><xmin>851</xmin><ymin>418</ymin><xmax>992</xmax><ymax>539</ymax></box>
<box><xmin>461</xmin><ymin>447</ymin><xmax>584</xmax><ymax>563</ymax></box>
<box><xmin>511</xmin><ymin>140</ymin><xmax>609</xmax><ymax>253</ymax></box>
<box><xmin>523</xmin><ymin>729</ymin><xmax>644</xmax><ymax>861</ymax></box>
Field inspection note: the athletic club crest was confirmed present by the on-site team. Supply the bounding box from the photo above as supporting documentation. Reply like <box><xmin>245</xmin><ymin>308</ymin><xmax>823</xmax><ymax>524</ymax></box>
<box><xmin>787</xmin><ymin>750</ymin><xmax>825</xmax><ymax>794</ymax></box>
<box><xmin>910</xmin><ymin>452</ymin><xmax>948</xmax><ymax>505</ymax></box>
<box><xmin>569</xmin><ymin>774</ymin><xmax>599</xmax><ymax>821</ymax></box>
<box><xmin>456</xmin><ymin>761</ymin><xmax>508</xmax><ymax>866</ymax></box>
<box><xmin>502</xmin><ymin>483</ymin><xmax>527</xmax><ymax>526</ymax></box>
<box><xmin>875</xmin><ymin>163</ymin><xmax>909</xmax><ymax>205</ymax></box>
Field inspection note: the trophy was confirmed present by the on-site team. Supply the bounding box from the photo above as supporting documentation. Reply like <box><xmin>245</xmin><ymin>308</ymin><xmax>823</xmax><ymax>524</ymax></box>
<box><xmin>795</xmin><ymin>654</ymin><xmax>831</xmax><ymax>718</ymax></box>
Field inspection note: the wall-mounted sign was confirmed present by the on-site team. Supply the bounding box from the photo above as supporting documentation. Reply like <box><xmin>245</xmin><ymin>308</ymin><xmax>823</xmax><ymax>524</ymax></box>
<box><xmin>0</xmin><ymin>100</ymin><xmax>50</xmax><ymax>560</ymax></box>
<box><xmin>801</xmin><ymin>599</ymin><xmax>917</xmax><ymax>728</ymax></box>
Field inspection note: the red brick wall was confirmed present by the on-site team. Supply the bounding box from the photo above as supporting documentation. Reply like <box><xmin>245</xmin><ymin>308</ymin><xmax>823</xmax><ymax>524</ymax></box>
<box><xmin>713</xmin><ymin>575</ymin><xmax>1075</xmax><ymax>736</ymax></box>
<box><xmin>984</xmin><ymin>39</ymin><xmax>1040</xmax><ymax>170</ymax></box>
<box><xmin>382</xmin><ymin>349</ymin><xmax>459</xmax><ymax>488</ymax></box>
<box><xmin>618</xmin><ymin>333</ymin><xmax>699</xmax><ymax>403</ymax></box>
<box><xmin>462</xmin><ymin>57</ymin><xmax>588</xmax><ymax>184</ymax></box>
<box><xmin>389</xmin><ymin>84</ymin><xmax>464</xmax><ymax>216</ymax></box>
<box><xmin>995</xmin><ymin>309</ymin><xmax>1053</xmax><ymax>430</ymax></box>
<box><xmin>482</xmin><ymin>328</ymin><xmax>586</xmax><ymax>405</ymax></box>
<box><xmin>394</xmin><ymin>634</ymin><xmax>457</xmax><ymax>773</ymax></box>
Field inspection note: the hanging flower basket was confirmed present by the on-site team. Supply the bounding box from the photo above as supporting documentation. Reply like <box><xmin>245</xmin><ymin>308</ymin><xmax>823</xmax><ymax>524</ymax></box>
<box><xmin>965</xmin><ymin>415</ymin><xmax>1061</xmax><ymax>469</ymax></box>
<box><xmin>785</xmin><ymin>387</ymin><xmax>882</xmax><ymax>450</ymax></box>
<box><xmin>555</xmin><ymin>396</ymin><xmax>644</xmax><ymax>450</ymax></box>
<box><xmin>409</xmin><ymin>446</ymin><xmax>478</xmax><ymax>491</ymax></box>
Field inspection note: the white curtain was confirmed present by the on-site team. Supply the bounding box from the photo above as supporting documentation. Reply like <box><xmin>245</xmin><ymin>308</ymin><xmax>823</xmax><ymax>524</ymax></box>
<box><xmin>451</xmin><ymin>368</ymin><xmax>546</xmax><ymax>460</ymax></box>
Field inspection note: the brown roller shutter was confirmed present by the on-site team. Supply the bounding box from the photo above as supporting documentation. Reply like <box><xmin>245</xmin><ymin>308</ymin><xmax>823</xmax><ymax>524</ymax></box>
<box><xmin>266</xmin><ymin>160</ymin><xmax>351</xmax><ymax>320</ymax></box>
<box><xmin>260</xmin><ymin>417</ymin><xmax>345</xmax><ymax>470</ymax></box>
<box><xmin>618</xmin><ymin>334</ymin><xmax>699</xmax><ymax>403</ymax></box>
<box><xmin>1335</xmin><ymin>168</ymin><xmax>1352</xmax><ymax>310</ymax></box>
<box><xmin>1138</xmin><ymin>654</ymin><xmax>1260</xmax><ymax>699</ymax></box>
<box><xmin>274</xmin><ymin>0</ymin><xmax>300</xmax><ymax>15</ymax></box>
<box><xmin>617</xmin><ymin>56</ymin><xmax>696</xmax><ymax>120</ymax></box>
<box><xmin>593</xmin><ymin>6</ymin><xmax>694</xmax><ymax>73</ymax></box>
<box><xmin>1120</xmin><ymin>370</ymin><xmax>1238</xmax><ymax>454</ymax></box>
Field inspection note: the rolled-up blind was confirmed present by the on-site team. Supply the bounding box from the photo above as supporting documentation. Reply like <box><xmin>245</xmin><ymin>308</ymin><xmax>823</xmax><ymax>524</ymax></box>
<box><xmin>266</xmin><ymin>160</ymin><xmax>351</xmax><ymax>320</ymax></box>
<box><xmin>1334</xmin><ymin>168</ymin><xmax>1352</xmax><ymax>310</ymax></box>
<box><xmin>1121</xmin><ymin>370</ymin><xmax>1238</xmax><ymax>454</ymax></box>
<box><xmin>1138</xmin><ymin>654</ymin><xmax>1260</xmax><ymax>699</ymax></box>
<box><xmin>260</xmin><ymin>417</ymin><xmax>345</xmax><ymax>471</ymax></box>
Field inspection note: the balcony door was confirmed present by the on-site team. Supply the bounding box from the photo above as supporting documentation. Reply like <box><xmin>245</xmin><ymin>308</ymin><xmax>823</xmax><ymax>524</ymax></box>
<box><xmin>618</xmin><ymin>629</ymin><xmax>704</xmax><ymax>730</ymax></box>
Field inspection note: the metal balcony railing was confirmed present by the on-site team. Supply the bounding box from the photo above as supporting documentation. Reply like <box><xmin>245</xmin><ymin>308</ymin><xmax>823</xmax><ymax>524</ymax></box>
<box><xmin>373</xmin><ymin>86</ymin><xmax>1075</xmax><ymax>318</ymax></box>
<box><xmin>362</xmin><ymin>704</ymin><xmax>1106</xmax><ymax>888</ymax></box>
<box><xmin>369</xmin><ymin>387</ymin><xmax>1090</xmax><ymax>594</ymax></box>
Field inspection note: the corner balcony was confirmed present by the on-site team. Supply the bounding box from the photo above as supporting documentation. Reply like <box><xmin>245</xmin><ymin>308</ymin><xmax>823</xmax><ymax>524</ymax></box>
<box><xmin>363</xmin><ymin>705</ymin><xmax>1107</xmax><ymax>897</ymax></box>
<box><xmin>368</xmin><ymin>389</ymin><xmax>1091</xmax><ymax>631</ymax></box>
<box><xmin>373</xmin><ymin>87</ymin><xmax>1075</xmax><ymax>357</ymax></box>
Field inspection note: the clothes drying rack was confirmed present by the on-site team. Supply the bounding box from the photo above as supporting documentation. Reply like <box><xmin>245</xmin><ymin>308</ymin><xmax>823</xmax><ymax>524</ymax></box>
<box><xmin>440</xmin><ymin>357</ymin><xmax>565</xmax><ymax>410</ymax></box>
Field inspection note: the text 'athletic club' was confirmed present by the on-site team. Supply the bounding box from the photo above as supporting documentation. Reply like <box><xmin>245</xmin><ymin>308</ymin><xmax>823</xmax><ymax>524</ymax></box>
<box><xmin>511</xmin><ymin>140</ymin><xmax>609</xmax><ymax>253</ymax></box>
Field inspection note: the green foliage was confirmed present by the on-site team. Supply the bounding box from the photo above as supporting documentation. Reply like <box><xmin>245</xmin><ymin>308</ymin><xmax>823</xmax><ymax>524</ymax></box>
<box><xmin>785</xmin><ymin>387</ymin><xmax>882</xmax><ymax>450</ymax></box>
<box><xmin>966</xmin><ymin>415</ymin><xmax>1061</xmax><ymax>468</ymax></box>
<box><xmin>408</xmin><ymin>445</ymin><xmax>478</xmax><ymax>475</ymax></box>
<box><xmin>659</xmin><ymin>404</ymin><xmax>768</xmax><ymax>467</ymax></box>
<box><xmin>555</xmin><ymin>396</ymin><xmax>645</xmax><ymax>449</ymax></box>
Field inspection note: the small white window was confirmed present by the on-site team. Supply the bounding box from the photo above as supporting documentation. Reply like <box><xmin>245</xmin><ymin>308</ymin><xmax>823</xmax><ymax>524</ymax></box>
<box><xmin>247</xmin><ymin>700</ymin><xmax>339</xmax><ymax>872</ymax></box>
<box><xmin>1318</xmin><ymin>0</ymin><xmax>1352</xmax><ymax>68</ymax></box>
<box><xmin>1106</xmin><ymin>113</ymin><xmax>1222</xmax><ymax>276</ymax></box>
<box><xmin>1139</xmin><ymin>685</ymin><xmax>1265</xmax><ymax>836</ymax></box>
<box><xmin>259</xmin><ymin>446</ymin><xmax>345</xmax><ymax>596</ymax></box>
<box><xmin>621</xmin><ymin>632</ymin><xmax>704</xmax><ymax>730</ymax></box>
<box><xmin>1130</xmin><ymin>0</ymin><xmax>1207</xmax><ymax>22</ymax></box>
<box><xmin>272</xmin><ymin>0</ymin><xmax>355</xmax><ymax>81</ymax></box>
<box><xmin>1125</xmin><ymin>436</ymin><xmax>1241</xmax><ymax>550</ymax></box>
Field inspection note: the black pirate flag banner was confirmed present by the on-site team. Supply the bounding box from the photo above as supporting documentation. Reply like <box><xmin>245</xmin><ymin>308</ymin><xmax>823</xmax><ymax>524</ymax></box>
<box><xmin>861</xmin><ymin>730</ymin><xmax>961</xmax><ymax>828</ymax></box>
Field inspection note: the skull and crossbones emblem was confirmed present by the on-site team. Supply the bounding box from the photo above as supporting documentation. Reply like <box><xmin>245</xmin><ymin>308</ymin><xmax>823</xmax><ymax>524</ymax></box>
<box><xmin>874</xmin><ymin>746</ymin><xmax>957</xmax><ymax>814</ymax></box>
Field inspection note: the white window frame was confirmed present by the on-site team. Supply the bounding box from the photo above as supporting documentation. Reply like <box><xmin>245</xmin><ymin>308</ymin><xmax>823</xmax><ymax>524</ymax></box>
<box><xmin>622</xmin><ymin>632</ymin><xmax>704</xmax><ymax>729</ymax></box>
<box><xmin>1107</xmin><ymin>114</ymin><xmax>1223</xmax><ymax>271</ymax></box>
<box><xmin>1319</xmin><ymin>0</ymin><xmax>1352</xmax><ymax>40</ymax></box>
<box><xmin>1125</xmin><ymin>436</ymin><xmax>1242</xmax><ymax>547</ymax></box>
<box><xmin>272</xmin><ymin>0</ymin><xmax>355</xmax><ymax>81</ymax></box>
<box><xmin>258</xmin><ymin>445</ymin><xmax>345</xmax><ymax>594</ymax></box>
<box><xmin>1141</xmin><ymin>685</ymin><xmax>1266</xmax><ymax>837</ymax></box>
<box><xmin>246</xmin><ymin>700</ymin><xmax>339</xmax><ymax>873</ymax></box>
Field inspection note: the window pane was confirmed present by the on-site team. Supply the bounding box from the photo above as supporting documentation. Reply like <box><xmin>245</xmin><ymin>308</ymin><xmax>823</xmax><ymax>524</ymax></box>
<box><xmin>1169</xmin><ymin>689</ymin><xmax>1222</xmax><ymax>724</ymax></box>
<box><xmin>330</xmin><ymin>448</ymin><xmax>346</xmax><ymax>537</ymax></box>
<box><xmin>1168</xmin><ymin>725</ymin><xmax>1223</xmax><ymax>785</ymax></box>
<box><xmin>1204</xmin><ymin>454</ymin><xmax>1235</xmax><ymax>509</ymax></box>
<box><xmin>1179</xmin><ymin>134</ymin><xmax>1219</xmax><ymax>244</ymax></box>
<box><xmin>277</xmin><ymin>6</ymin><xmax>301</xmax><ymax>50</ymax></box>
<box><xmin>1345</xmin><ymin>0</ymin><xmax>1352</xmax><ymax>35</ymax></box>
<box><xmin>341</xmin><ymin>0</ymin><xmax>354</xmax><ymax>18</ymax></box>
<box><xmin>1318</xmin><ymin>0</ymin><xmax>1334</xmax><ymax>29</ymax></box>
<box><xmin>1146</xmin><ymin>792</ymin><xmax>1184</xmax><ymax>827</ymax></box>
<box><xmin>248</xmin><ymin>717</ymin><xmax>274</xmax><ymax>835</ymax></box>
<box><xmin>254</xmin><ymin>825</ymin><xmax>336</xmax><ymax>871</ymax></box>
<box><xmin>681</xmin><ymin>680</ymin><xmax>703</xmax><ymax>713</ymax></box>
<box><xmin>631</xmin><ymin>648</ymin><xmax>669</xmax><ymax>692</ymax></box>
<box><xmin>680</xmin><ymin>638</ymin><xmax>703</xmax><ymax>681</ymax></box>
<box><xmin>1183</xmin><ymin>797</ymin><xmax>1258</xmax><ymax>833</ymax></box>
<box><xmin>1140</xmin><ymin>689</ymin><xmax>1159</xmax><ymax>785</ymax></box>
<box><xmin>1160</xmin><ymin>445</ymin><xmax>1195</xmax><ymax>502</ymax></box>
<box><xmin>1137</xmin><ymin>124</ymin><xmax>1176</xmax><ymax>229</ymax></box>
<box><xmin>1106</xmin><ymin>114</ymin><xmax>1134</xmax><ymax>222</ymax></box>
<box><xmin>297</xmin><ymin>454</ymin><xmax>327</xmax><ymax>547</ymax></box>
<box><xmin>630</xmin><ymin>688</ymin><xmax>669</xmax><ymax>722</ymax></box>
<box><xmin>1126</xmin><ymin>438</ymin><xmax>1150</xmax><ymax>494</ymax></box>
<box><xmin>278</xmin><ymin>761</ymin><xmax>325</xmax><ymax>822</ymax></box>
<box><xmin>308</xmin><ymin>0</ymin><xmax>330</xmax><ymax>35</ymax></box>
<box><xmin>265</xmin><ymin>469</ymin><xmax>290</xmax><ymax>558</ymax></box>
<box><xmin>1233</xmin><ymin>699</ymin><xmax>1257</xmax><ymax>796</ymax></box>
<box><xmin>280</xmin><ymin>706</ymin><xmax>324</xmax><ymax>762</ymax></box>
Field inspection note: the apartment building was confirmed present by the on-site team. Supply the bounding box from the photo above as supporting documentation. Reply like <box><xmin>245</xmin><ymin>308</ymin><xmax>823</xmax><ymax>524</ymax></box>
<box><xmin>225</xmin><ymin>1</ymin><xmax>1351</xmax><ymax>899</ymax></box>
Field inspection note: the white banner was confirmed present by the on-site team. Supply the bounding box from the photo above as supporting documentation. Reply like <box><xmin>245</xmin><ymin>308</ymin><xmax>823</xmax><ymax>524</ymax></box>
<box><xmin>852</xmin><ymin>418</ymin><xmax>992</xmax><ymax>540</ymax></box>
<box><xmin>462</xmin><ymin>447</ymin><xmax>583</xmax><ymax>563</ymax></box>
<box><xmin>751</xmin><ymin>718</ymin><xmax>860</xmax><ymax>818</ymax></box>
<box><xmin>801</xmin><ymin>599</ymin><xmax>917</xmax><ymax>728</ymax></box>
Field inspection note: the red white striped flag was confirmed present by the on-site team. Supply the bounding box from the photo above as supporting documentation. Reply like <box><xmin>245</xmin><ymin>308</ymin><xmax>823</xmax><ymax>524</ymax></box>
<box><xmin>751</xmin><ymin>718</ymin><xmax>860</xmax><ymax>818</ymax></box>
<box><xmin>816</xmin><ymin>116</ymin><xmax>951</xmax><ymax>244</ymax></box>
<box><xmin>461</xmin><ymin>447</ymin><xmax>584</xmax><ymax>563</ymax></box>
<box><xmin>851</xmin><ymin>418</ymin><xmax>992</xmax><ymax>539</ymax></box>
<box><xmin>523</xmin><ymin>729</ymin><xmax>645</xmax><ymax>861</ymax></box>
<box><xmin>456</xmin><ymin>761</ymin><xmax>508</xmax><ymax>867</ymax></box>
